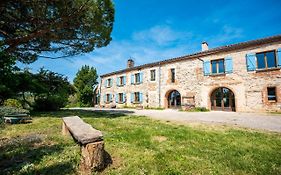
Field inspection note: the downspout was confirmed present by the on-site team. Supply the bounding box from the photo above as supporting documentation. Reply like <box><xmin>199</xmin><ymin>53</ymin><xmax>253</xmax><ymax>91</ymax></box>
<box><xmin>158</xmin><ymin>63</ymin><xmax>161</xmax><ymax>107</ymax></box>
<box><xmin>99</xmin><ymin>78</ymin><xmax>102</xmax><ymax>106</ymax></box>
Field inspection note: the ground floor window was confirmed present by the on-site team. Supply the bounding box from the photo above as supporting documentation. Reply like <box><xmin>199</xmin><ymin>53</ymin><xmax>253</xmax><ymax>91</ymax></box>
<box><xmin>118</xmin><ymin>93</ymin><xmax>124</xmax><ymax>103</ymax></box>
<box><xmin>131</xmin><ymin>92</ymin><xmax>143</xmax><ymax>103</ymax></box>
<box><xmin>267</xmin><ymin>87</ymin><xmax>277</xmax><ymax>102</ymax></box>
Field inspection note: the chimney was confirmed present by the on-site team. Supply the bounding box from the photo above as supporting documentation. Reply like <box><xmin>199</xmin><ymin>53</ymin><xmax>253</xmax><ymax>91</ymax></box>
<box><xmin>201</xmin><ymin>41</ymin><xmax>209</xmax><ymax>51</ymax></box>
<box><xmin>127</xmin><ymin>59</ymin><xmax>134</xmax><ymax>68</ymax></box>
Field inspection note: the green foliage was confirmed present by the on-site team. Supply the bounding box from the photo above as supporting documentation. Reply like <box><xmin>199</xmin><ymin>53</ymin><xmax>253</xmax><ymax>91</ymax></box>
<box><xmin>181</xmin><ymin>107</ymin><xmax>210</xmax><ymax>112</ymax></box>
<box><xmin>34</xmin><ymin>95</ymin><xmax>68</xmax><ymax>111</ymax></box>
<box><xmin>144</xmin><ymin>106</ymin><xmax>165</xmax><ymax>110</ymax></box>
<box><xmin>3</xmin><ymin>99</ymin><xmax>22</xmax><ymax>108</ymax></box>
<box><xmin>73</xmin><ymin>65</ymin><xmax>98</xmax><ymax>106</ymax></box>
<box><xmin>0</xmin><ymin>106</ymin><xmax>29</xmax><ymax>117</ymax></box>
<box><xmin>0</xmin><ymin>0</ymin><xmax>115</xmax><ymax>63</ymax></box>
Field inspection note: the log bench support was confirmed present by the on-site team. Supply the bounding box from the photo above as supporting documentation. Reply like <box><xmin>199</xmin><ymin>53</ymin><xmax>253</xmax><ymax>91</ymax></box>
<box><xmin>62</xmin><ymin>116</ymin><xmax>105</xmax><ymax>174</ymax></box>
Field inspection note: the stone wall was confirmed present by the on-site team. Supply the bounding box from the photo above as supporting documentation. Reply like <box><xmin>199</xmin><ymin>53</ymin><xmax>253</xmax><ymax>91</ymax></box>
<box><xmin>100</xmin><ymin>41</ymin><xmax>281</xmax><ymax>112</ymax></box>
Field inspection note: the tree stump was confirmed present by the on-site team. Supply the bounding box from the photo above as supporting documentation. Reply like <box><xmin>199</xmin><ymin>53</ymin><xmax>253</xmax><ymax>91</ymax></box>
<box><xmin>80</xmin><ymin>141</ymin><xmax>105</xmax><ymax>174</ymax></box>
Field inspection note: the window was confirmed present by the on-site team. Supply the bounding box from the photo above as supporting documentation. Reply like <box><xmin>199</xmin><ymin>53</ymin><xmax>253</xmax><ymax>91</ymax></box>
<box><xmin>267</xmin><ymin>87</ymin><xmax>277</xmax><ymax>102</ymax></box>
<box><xmin>107</xmin><ymin>79</ymin><xmax>112</xmax><ymax>87</ymax></box>
<box><xmin>118</xmin><ymin>93</ymin><xmax>124</xmax><ymax>103</ymax></box>
<box><xmin>211</xmin><ymin>59</ymin><xmax>225</xmax><ymax>74</ymax></box>
<box><xmin>106</xmin><ymin>94</ymin><xmax>111</xmax><ymax>103</ymax></box>
<box><xmin>134</xmin><ymin>92</ymin><xmax>140</xmax><ymax>102</ymax></box>
<box><xmin>171</xmin><ymin>68</ymin><xmax>175</xmax><ymax>83</ymax></box>
<box><xmin>256</xmin><ymin>51</ymin><xmax>277</xmax><ymax>69</ymax></box>
<box><xmin>150</xmin><ymin>69</ymin><xmax>156</xmax><ymax>81</ymax></box>
<box><xmin>135</xmin><ymin>73</ymin><xmax>140</xmax><ymax>84</ymax></box>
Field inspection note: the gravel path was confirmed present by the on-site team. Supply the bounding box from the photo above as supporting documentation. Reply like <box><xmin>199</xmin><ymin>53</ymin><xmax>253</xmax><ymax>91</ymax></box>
<box><xmin>69</xmin><ymin>108</ymin><xmax>281</xmax><ymax>133</ymax></box>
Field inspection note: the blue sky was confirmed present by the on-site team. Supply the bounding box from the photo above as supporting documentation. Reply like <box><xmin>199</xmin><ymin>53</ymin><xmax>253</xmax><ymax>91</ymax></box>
<box><xmin>19</xmin><ymin>0</ymin><xmax>281</xmax><ymax>82</ymax></box>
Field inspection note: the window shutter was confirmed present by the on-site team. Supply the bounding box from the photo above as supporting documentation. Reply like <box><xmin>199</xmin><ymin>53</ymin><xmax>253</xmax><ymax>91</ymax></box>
<box><xmin>109</xmin><ymin>94</ymin><xmax>112</xmax><ymax>102</ymax></box>
<box><xmin>130</xmin><ymin>93</ymin><xmax>134</xmax><ymax>103</ymax></box>
<box><xmin>225</xmin><ymin>57</ymin><xmax>233</xmax><ymax>73</ymax></box>
<box><xmin>115</xmin><ymin>93</ymin><xmax>118</xmax><ymax>103</ymax></box>
<box><xmin>110</xmin><ymin>78</ymin><xmax>113</xmax><ymax>87</ymax></box>
<box><xmin>104</xmin><ymin>80</ymin><xmax>107</xmax><ymax>87</ymax></box>
<box><xmin>116</xmin><ymin>77</ymin><xmax>119</xmax><ymax>86</ymax></box>
<box><xmin>122</xmin><ymin>93</ymin><xmax>126</xmax><ymax>102</ymax></box>
<box><xmin>103</xmin><ymin>94</ymin><xmax>106</xmax><ymax>102</ymax></box>
<box><xmin>140</xmin><ymin>72</ymin><xmax>143</xmax><ymax>83</ymax></box>
<box><xmin>277</xmin><ymin>48</ymin><xmax>281</xmax><ymax>67</ymax></box>
<box><xmin>139</xmin><ymin>93</ymin><xmax>143</xmax><ymax>103</ymax></box>
<box><xmin>124</xmin><ymin>76</ymin><xmax>126</xmax><ymax>85</ymax></box>
<box><xmin>203</xmin><ymin>60</ymin><xmax>211</xmax><ymax>76</ymax></box>
<box><xmin>246</xmin><ymin>53</ymin><xmax>256</xmax><ymax>71</ymax></box>
<box><xmin>131</xmin><ymin>74</ymin><xmax>134</xmax><ymax>84</ymax></box>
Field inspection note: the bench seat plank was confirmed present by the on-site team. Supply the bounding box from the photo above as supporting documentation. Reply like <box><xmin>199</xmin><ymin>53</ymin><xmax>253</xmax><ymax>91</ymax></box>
<box><xmin>62</xmin><ymin>116</ymin><xmax>103</xmax><ymax>144</ymax></box>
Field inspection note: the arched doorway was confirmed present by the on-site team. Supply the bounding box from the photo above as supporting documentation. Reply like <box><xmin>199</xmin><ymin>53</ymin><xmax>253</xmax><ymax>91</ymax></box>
<box><xmin>211</xmin><ymin>87</ymin><xmax>235</xmax><ymax>111</ymax></box>
<box><xmin>167</xmin><ymin>90</ymin><xmax>181</xmax><ymax>108</ymax></box>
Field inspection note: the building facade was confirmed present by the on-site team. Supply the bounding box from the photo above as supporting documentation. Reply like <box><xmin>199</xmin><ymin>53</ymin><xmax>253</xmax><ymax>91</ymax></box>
<box><xmin>99</xmin><ymin>35</ymin><xmax>281</xmax><ymax>112</ymax></box>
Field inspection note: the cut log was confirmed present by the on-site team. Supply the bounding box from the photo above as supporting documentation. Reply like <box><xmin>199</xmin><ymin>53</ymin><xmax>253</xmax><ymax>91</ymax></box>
<box><xmin>80</xmin><ymin>141</ymin><xmax>105</xmax><ymax>174</ymax></box>
<box><xmin>62</xmin><ymin>116</ymin><xmax>103</xmax><ymax>144</ymax></box>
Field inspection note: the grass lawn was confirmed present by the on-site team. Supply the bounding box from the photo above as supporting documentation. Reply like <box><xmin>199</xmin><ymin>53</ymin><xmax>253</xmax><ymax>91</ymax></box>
<box><xmin>0</xmin><ymin>110</ymin><xmax>281</xmax><ymax>175</ymax></box>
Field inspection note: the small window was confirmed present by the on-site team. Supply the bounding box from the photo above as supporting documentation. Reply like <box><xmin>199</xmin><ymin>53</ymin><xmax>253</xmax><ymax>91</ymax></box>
<box><xmin>107</xmin><ymin>79</ymin><xmax>112</xmax><ymax>87</ymax></box>
<box><xmin>135</xmin><ymin>92</ymin><xmax>140</xmax><ymax>102</ymax></box>
<box><xmin>171</xmin><ymin>68</ymin><xmax>175</xmax><ymax>83</ymax></box>
<box><xmin>119</xmin><ymin>93</ymin><xmax>123</xmax><ymax>103</ymax></box>
<box><xmin>256</xmin><ymin>51</ymin><xmax>277</xmax><ymax>69</ymax></box>
<box><xmin>106</xmin><ymin>94</ymin><xmax>111</xmax><ymax>102</ymax></box>
<box><xmin>267</xmin><ymin>87</ymin><xmax>277</xmax><ymax>102</ymax></box>
<box><xmin>150</xmin><ymin>69</ymin><xmax>156</xmax><ymax>81</ymax></box>
<box><xmin>135</xmin><ymin>73</ymin><xmax>140</xmax><ymax>84</ymax></box>
<box><xmin>211</xmin><ymin>59</ymin><xmax>225</xmax><ymax>74</ymax></box>
<box><xmin>120</xmin><ymin>76</ymin><xmax>124</xmax><ymax>86</ymax></box>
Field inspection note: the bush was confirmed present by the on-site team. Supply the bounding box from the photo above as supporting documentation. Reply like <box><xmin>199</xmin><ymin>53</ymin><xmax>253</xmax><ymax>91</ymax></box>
<box><xmin>0</xmin><ymin>106</ymin><xmax>29</xmax><ymax>117</ymax></box>
<box><xmin>181</xmin><ymin>107</ymin><xmax>209</xmax><ymax>112</ymax></box>
<box><xmin>3</xmin><ymin>99</ymin><xmax>22</xmax><ymax>108</ymax></box>
<box><xmin>34</xmin><ymin>95</ymin><xmax>67</xmax><ymax>111</ymax></box>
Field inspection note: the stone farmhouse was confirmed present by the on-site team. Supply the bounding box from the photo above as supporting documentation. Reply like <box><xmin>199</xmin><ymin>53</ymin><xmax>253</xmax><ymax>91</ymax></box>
<box><xmin>99</xmin><ymin>35</ymin><xmax>281</xmax><ymax>112</ymax></box>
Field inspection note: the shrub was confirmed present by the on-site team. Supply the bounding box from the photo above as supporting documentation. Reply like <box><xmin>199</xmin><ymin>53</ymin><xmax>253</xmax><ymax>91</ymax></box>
<box><xmin>3</xmin><ymin>99</ymin><xmax>22</xmax><ymax>108</ymax></box>
<box><xmin>0</xmin><ymin>106</ymin><xmax>29</xmax><ymax>117</ymax></box>
<box><xmin>181</xmin><ymin>107</ymin><xmax>209</xmax><ymax>112</ymax></box>
<box><xmin>34</xmin><ymin>95</ymin><xmax>67</xmax><ymax>111</ymax></box>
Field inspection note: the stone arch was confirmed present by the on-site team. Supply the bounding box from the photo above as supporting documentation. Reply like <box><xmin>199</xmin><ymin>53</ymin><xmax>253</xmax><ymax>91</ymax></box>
<box><xmin>165</xmin><ymin>89</ymin><xmax>181</xmax><ymax>108</ymax></box>
<box><xmin>209</xmin><ymin>86</ymin><xmax>236</xmax><ymax>112</ymax></box>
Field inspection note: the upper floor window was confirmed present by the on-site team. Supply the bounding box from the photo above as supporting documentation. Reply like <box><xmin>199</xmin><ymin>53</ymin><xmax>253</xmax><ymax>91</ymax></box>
<box><xmin>104</xmin><ymin>78</ymin><xmax>113</xmax><ymax>88</ymax></box>
<box><xmin>267</xmin><ymin>87</ymin><xmax>277</xmax><ymax>102</ymax></box>
<box><xmin>117</xmin><ymin>76</ymin><xmax>126</xmax><ymax>86</ymax></box>
<box><xmin>171</xmin><ymin>68</ymin><xmax>175</xmax><ymax>83</ymax></box>
<box><xmin>256</xmin><ymin>51</ymin><xmax>277</xmax><ymax>69</ymax></box>
<box><xmin>150</xmin><ymin>69</ymin><xmax>156</xmax><ymax>81</ymax></box>
<box><xmin>211</xmin><ymin>59</ymin><xmax>225</xmax><ymax>74</ymax></box>
<box><xmin>131</xmin><ymin>72</ymin><xmax>143</xmax><ymax>85</ymax></box>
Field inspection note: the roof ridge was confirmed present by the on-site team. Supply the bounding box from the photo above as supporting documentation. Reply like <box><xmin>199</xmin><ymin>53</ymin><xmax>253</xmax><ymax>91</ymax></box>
<box><xmin>100</xmin><ymin>34</ymin><xmax>281</xmax><ymax>77</ymax></box>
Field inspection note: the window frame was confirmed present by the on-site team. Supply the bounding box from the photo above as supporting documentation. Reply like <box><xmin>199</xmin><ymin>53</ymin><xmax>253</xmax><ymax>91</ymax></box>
<box><xmin>135</xmin><ymin>73</ymin><xmax>141</xmax><ymax>84</ymax></box>
<box><xmin>211</xmin><ymin>58</ymin><xmax>225</xmax><ymax>74</ymax></box>
<box><xmin>107</xmin><ymin>78</ymin><xmax>112</xmax><ymax>88</ymax></box>
<box><xmin>150</xmin><ymin>69</ymin><xmax>156</xmax><ymax>81</ymax></box>
<box><xmin>134</xmin><ymin>92</ymin><xmax>140</xmax><ymax>103</ymax></box>
<box><xmin>171</xmin><ymin>68</ymin><xmax>175</xmax><ymax>83</ymax></box>
<box><xmin>118</xmin><ymin>93</ymin><xmax>124</xmax><ymax>103</ymax></box>
<box><xmin>119</xmin><ymin>76</ymin><xmax>124</xmax><ymax>86</ymax></box>
<box><xmin>106</xmin><ymin>94</ymin><xmax>111</xmax><ymax>103</ymax></box>
<box><xmin>267</xmin><ymin>87</ymin><xmax>277</xmax><ymax>102</ymax></box>
<box><xmin>256</xmin><ymin>50</ymin><xmax>278</xmax><ymax>70</ymax></box>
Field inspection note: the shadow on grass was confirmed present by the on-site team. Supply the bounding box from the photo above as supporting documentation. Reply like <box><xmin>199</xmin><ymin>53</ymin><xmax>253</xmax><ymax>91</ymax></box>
<box><xmin>30</xmin><ymin>109</ymin><xmax>134</xmax><ymax>119</ymax></box>
<box><xmin>0</xmin><ymin>134</ymin><xmax>71</xmax><ymax>175</ymax></box>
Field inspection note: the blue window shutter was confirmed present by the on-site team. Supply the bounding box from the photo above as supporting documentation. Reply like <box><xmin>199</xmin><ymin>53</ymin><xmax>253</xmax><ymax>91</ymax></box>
<box><xmin>116</xmin><ymin>77</ymin><xmax>119</xmax><ymax>86</ymax></box>
<box><xmin>139</xmin><ymin>93</ymin><xmax>143</xmax><ymax>103</ymax></box>
<box><xmin>122</xmin><ymin>93</ymin><xmax>126</xmax><ymax>102</ymax></box>
<box><xmin>140</xmin><ymin>72</ymin><xmax>143</xmax><ymax>83</ymax></box>
<box><xmin>103</xmin><ymin>95</ymin><xmax>106</xmax><ymax>102</ymax></box>
<box><xmin>277</xmin><ymin>48</ymin><xmax>281</xmax><ymax>67</ymax></box>
<box><xmin>203</xmin><ymin>60</ymin><xmax>211</xmax><ymax>76</ymax></box>
<box><xmin>110</xmin><ymin>78</ymin><xmax>113</xmax><ymax>87</ymax></box>
<box><xmin>115</xmin><ymin>93</ymin><xmax>118</xmax><ymax>102</ymax></box>
<box><xmin>104</xmin><ymin>80</ymin><xmax>107</xmax><ymax>87</ymax></box>
<box><xmin>246</xmin><ymin>53</ymin><xmax>256</xmax><ymax>71</ymax></box>
<box><xmin>109</xmin><ymin>94</ymin><xmax>112</xmax><ymax>102</ymax></box>
<box><xmin>131</xmin><ymin>74</ymin><xmax>134</xmax><ymax>84</ymax></box>
<box><xmin>124</xmin><ymin>76</ymin><xmax>126</xmax><ymax>85</ymax></box>
<box><xmin>131</xmin><ymin>93</ymin><xmax>134</xmax><ymax>103</ymax></box>
<box><xmin>225</xmin><ymin>57</ymin><xmax>233</xmax><ymax>73</ymax></box>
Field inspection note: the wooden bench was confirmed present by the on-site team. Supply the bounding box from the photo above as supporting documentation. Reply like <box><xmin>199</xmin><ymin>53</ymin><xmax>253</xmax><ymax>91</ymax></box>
<box><xmin>62</xmin><ymin>116</ymin><xmax>105</xmax><ymax>174</ymax></box>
